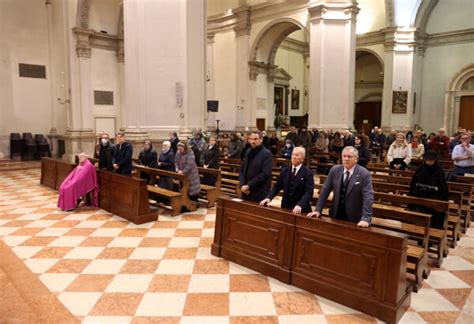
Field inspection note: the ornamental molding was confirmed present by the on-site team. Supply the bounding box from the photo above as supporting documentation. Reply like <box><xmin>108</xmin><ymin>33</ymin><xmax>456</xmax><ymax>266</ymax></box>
<box><xmin>72</xmin><ymin>27</ymin><xmax>124</xmax><ymax>61</ymax></box>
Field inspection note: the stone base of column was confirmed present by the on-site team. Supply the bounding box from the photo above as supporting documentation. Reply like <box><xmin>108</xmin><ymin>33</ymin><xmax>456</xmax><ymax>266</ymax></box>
<box><xmin>60</xmin><ymin>129</ymin><xmax>96</xmax><ymax>163</ymax></box>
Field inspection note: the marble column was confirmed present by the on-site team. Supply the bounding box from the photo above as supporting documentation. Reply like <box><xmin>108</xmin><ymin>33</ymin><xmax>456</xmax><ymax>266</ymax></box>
<box><xmin>123</xmin><ymin>0</ymin><xmax>206</xmax><ymax>140</ymax></box>
<box><xmin>381</xmin><ymin>28</ymin><xmax>419</xmax><ymax>131</ymax></box>
<box><xmin>307</xmin><ymin>1</ymin><xmax>359</xmax><ymax>130</ymax></box>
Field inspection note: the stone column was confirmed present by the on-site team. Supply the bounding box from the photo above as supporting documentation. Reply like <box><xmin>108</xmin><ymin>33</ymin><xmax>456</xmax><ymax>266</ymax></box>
<box><xmin>234</xmin><ymin>6</ymin><xmax>256</xmax><ymax>131</ymax></box>
<box><xmin>307</xmin><ymin>1</ymin><xmax>359</xmax><ymax>130</ymax></box>
<box><xmin>206</xmin><ymin>32</ymin><xmax>216</xmax><ymax>130</ymax></box>
<box><xmin>59</xmin><ymin>1</ymin><xmax>96</xmax><ymax>163</ymax></box>
<box><xmin>381</xmin><ymin>28</ymin><xmax>419</xmax><ymax>131</ymax></box>
<box><xmin>123</xmin><ymin>0</ymin><xmax>206</xmax><ymax>141</ymax></box>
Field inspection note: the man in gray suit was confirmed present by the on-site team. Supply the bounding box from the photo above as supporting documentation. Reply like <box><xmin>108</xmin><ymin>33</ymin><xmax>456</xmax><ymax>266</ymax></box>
<box><xmin>308</xmin><ymin>146</ymin><xmax>373</xmax><ymax>227</ymax></box>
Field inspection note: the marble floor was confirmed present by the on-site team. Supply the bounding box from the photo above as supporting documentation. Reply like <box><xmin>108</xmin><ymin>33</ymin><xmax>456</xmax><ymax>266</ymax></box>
<box><xmin>0</xmin><ymin>163</ymin><xmax>473</xmax><ymax>323</ymax></box>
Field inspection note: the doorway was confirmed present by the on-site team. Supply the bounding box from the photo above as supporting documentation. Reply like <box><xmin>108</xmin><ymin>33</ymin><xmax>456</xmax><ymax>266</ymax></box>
<box><xmin>459</xmin><ymin>96</ymin><xmax>474</xmax><ymax>130</ymax></box>
<box><xmin>256</xmin><ymin>118</ymin><xmax>265</xmax><ymax>131</ymax></box>
<box><xmin>354</xmin><ymin>102</ymin><xmax>381</xmax><ymax>134</ymax></box>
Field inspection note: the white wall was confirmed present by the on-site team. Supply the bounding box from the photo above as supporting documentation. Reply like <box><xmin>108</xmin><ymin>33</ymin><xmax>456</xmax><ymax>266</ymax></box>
<box><xmin>0</xmin><ymin>0</ymin><xmax>51</xmax><ymax>138</ymax></box>
<box><xmin>91</xmin><ymin>49</ymin><xmax>121</xmax><ymax>133</ymax></box>
<box><xmin>89</xmin><ymin>0</ymin><xmax>122</xmax><ymax>35</ymax></box>
<box><xmin>274</xmin><ymin>47</ymin><xmax>305</xmax><ymax>116</ymax></box>
<box><xmin>356</xmin><ymin>0</ymin><xmax>387</xmax><ymax>34</ymax></box>
<box><xmin>212</xmin><ymin>31</ymin><xmax>237</xmax><ymax>130</ymax></box>
<box><xmin>420</xmin><ymin>43</ymin><xmax>474</xmax><ymax>133</ymax></box>
<box><xmin>425</xmin><ymin>0</ymin><xmax>474</xmax><ymax>34</ymax></box>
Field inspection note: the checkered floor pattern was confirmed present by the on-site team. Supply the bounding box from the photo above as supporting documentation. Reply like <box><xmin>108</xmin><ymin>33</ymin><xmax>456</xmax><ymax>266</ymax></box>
<box><xmin>0</xmin><ymin>166</ymin><xmax>474</xmax><ymax>323</ymax></box>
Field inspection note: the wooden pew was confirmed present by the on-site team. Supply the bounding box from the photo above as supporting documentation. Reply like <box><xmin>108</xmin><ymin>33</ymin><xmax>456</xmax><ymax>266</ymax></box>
<box><xmin>212</xmin><ymin>198</ymin><xmax>411</xmax><ymax>324</ymax></box>
<box><xmin>197</xmin><ymin>167</ymin><xmax>221</xmax><ymax>208</ymax></box>
<box><xmin>97</xmin><ymin>170</ymin><xmax>158</xmax><ymax>224</ymax></box>
<box><xmin>313</xmin><ymin>181</ymin><xmax>431</xmax><ymax>291</ymax></box>
<box><xmin>40</xmin><ymin>157</ymin><xmax>76</xmax><ymax>190</ymax></box>
<box><xmin>133</xmin><ymin>164</ymin><xmax>197</xmax><ymax>216</ymax></box>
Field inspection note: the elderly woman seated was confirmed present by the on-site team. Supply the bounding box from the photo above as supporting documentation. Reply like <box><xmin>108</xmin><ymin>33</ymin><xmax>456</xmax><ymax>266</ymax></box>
<box><xmin>57</xmin><ymin>153</ymin><xmax>99</xmax><ymax>211</ymax></box>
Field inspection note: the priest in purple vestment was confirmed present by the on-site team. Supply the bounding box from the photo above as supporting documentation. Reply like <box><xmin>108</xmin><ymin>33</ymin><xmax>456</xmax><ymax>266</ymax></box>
<box><xmin>57</xmin><ymin>153</ymin><xmax>99</xmax><ymax>211</ymax></box>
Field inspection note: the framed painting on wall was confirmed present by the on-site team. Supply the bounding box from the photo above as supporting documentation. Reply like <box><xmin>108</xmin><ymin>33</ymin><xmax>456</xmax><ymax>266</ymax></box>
<box><xmin>392</xmin><ymin>91</ymin><xmax>408</xmax><ymax>114</ymax></box>
<box><xmin>291</xmin><ymin>89</ymin><xmax>300</xmax><ymax>110</ymax></box>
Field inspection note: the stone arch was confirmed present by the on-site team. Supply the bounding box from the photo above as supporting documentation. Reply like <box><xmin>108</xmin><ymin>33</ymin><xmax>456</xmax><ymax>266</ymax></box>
<box><xmin>413</xmin><ymin>0</ymin><xmax>438</xmax><ymax>31</ymax></box>
<box><xmin>355</xmin><ymin>48</ymin><xmax>384</xmax><ymax>69</ymax></box>
<box><xmin>76</xmin><ymin>0</ymin><xmax>90</xmax><ymax>29</ymax></box>
<box><xmin>249</xmin><ymin>18</ymin><xmax>309</xmax><ymax>78</ymax></box>
<box><xmin>444</xmin><ymin>64</ymin><xmax>474</xmax><ymax>133</ymax></box>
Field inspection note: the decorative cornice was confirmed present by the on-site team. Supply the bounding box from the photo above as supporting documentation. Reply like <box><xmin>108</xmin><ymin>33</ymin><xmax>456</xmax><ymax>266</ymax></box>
<box><xmin>248</xmin><ymin>60</ymin><xmax>277</xmax><ymax>81</ymax></box>
<box><xmin>279</xmin><ymin>37</ymin><xmax>309</xmax><ymax>54</ymax></box>
<box><xmin>207</xmin><ymin>32</ymin><xmax>215</xmax><ymax>44</ymax></box>
<box><xmin>425</xmin><ymin>28</ymin><xmax>474</xmax><ymax>48</ymax></box>
<box><xmin>356</xmin><ymin>30</ymin><xmax>385</xmax><ymax>47</ymax></box>
<box><xmin>308</xmin><ymin>2</ymin><xmax>360</xmax><ymax>23</ymax></box>
<box><xmin>355</xmin><ymin>81</ymin><xmax>384</xmax><ymax>89</ymax></box>
<box><xmin>233</xmin><ymin>6</ymin><xmax>251</xmax><ymax>37</ymax></box>
<box><xmin>72</xmin><ymin>27</ymin><xmax>123</xmax><ymax>60</ymax></box>
<box><xmin>207</xmin><ymin>0</ymin><xmax>308</xmax><ymax>33</ymax></box>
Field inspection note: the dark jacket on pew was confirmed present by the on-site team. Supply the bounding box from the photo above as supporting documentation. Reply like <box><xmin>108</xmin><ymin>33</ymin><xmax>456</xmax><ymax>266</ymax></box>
<box><xmin>114</xmin><ymin>141</ymin><xmax>133</xmax><ymax>175</ymax></box>
<box><xmin>267</xmin><ymin>164</ymin><xmax>314</xmax><ymax>212</ymax></box>
<box><xmin>158</xmin><ymin>148</ymin><xmax>175</xmax><ymax>190</ymax></box>
<box><xmin>409</xmin><ymin>161</ymin><xmax>449</xmax><ymax>229</ymax></box>
<box><xmin>202</xmin><ymin>144</ymin><xmax>220</xmax><ymax>186</ymax></box>
<box><xmin>240</xmin><ymin>145</ymin><xmax>273</xmax><ymax>202</ymax></box>
<box><xmin>99</xmin><ymin>142</ymin><xmax>116</xmax><ymax>171</ymax></box>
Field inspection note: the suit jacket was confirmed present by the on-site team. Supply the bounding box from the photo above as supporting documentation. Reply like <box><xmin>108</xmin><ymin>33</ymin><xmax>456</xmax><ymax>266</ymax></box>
<box><xmin>239</xmin><ymin>145</ymin><xmax>273</xmax><ymax>202</ymax></box>
<box><xmin>203</xmin><ymin>145</ymin><xmax>220</xmax><ymax>169</ymax></box>
<box><xmin>114</xmin><ymin>141</ymin><xmax>133</xmax><ymax>175</ymax></box>
<box><xmin>267</xmin><ymin>165</ymin><xmax>314</xmax><ymax>212</ymax></box>
<box><xmin>315</xmin><ymin>164</ymin><xmax>373</xmax><ymax>224</ymax></box>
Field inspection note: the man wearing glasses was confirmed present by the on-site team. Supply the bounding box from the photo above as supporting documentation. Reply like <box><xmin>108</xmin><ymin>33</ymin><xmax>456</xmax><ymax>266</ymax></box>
<box><xmin>452</xmin><ymin>133</ymin><xmax>474</xmax><ymax>176</ymax></box>
<box><xmin>307</xmin><ymin>146</ymin><xmax>373</xmax><ymax>228</ymax></box>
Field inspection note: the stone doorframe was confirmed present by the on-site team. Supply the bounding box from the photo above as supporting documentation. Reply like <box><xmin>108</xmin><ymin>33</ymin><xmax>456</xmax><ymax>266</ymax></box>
<box><xmin>444</xmin><ymin>64</ymin><xmax>474</xmax><ymax>134</ymax></box>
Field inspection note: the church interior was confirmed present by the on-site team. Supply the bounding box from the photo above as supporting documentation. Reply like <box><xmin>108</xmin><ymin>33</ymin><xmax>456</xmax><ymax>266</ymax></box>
<box><xmin>1</xmin><ymin>0</ymin><xmax>474</xmax><ymax>323</ymax></box>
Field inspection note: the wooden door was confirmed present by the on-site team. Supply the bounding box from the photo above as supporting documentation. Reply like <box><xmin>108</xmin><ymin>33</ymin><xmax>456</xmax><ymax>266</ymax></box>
<box><xmin>354</xmin><ymin>102</ymin><xmax>381</xmax><ymax>134</ymax></box>
<box><xmin>459</xmin><ymin>96</ymin><xmax>474</xmax><ymax>130</ymax></box>
<box><xmin>256</xmin><ymin>118</ymin><xmax>265</xmax><ymax>131</ymax></box>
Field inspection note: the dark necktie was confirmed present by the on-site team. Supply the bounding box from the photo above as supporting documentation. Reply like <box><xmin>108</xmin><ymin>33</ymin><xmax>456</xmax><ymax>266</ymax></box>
<box><xmin>343</xmin><ymin>171</ymin><xmax>350</xmax><ymax>188</ymax></box>
<box><xmin>292</xmin><ymin>167</ymin><xmax>297</xmax><ymax>177</ymax></box>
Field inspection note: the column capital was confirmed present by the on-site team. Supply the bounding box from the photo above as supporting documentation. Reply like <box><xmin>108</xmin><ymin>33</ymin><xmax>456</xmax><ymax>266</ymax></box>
<box><xmin>308</xmin><ymin>1</ymin><xmax>359</xmax><ymax>23</ymax></box>
<box><xmin>76</xmin><ymin>45</ymin><xmax>91</xmax><ymax>58</ymax></box>
<box><xmin>233</xmin><ymin>6</ymin><xmax>251</xmax><ymax>37</ymax></box>
<box><xmin>207</xmin><ymin>32</ymin><xmax>215</xmax><ymax>44</ymax></box>
<box><xmin>383</xmin><ymin>27</ymin><xmax>427</xmax><ymax>53</ymax></box>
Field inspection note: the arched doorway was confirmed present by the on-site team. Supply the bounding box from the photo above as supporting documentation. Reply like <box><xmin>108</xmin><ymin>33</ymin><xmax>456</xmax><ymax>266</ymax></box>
<box><xmin>249</xmin><ymin>19</ymin><xmax>309</xmax><ymax>131</ymax></box>
<box><xmin>354</xmin><ymin>50</ymin><xmax>384</xmax><ymax>134</ymax></box>
<box><xmin>445</xmin><ymin>64</ymin><xmax>474</xmax><ymax>133</ymax></box>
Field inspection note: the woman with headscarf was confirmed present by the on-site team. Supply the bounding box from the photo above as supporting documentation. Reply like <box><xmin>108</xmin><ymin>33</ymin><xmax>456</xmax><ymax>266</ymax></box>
<box><xmin>175</xmin><ymin>142</ymin><xmax>201</xmax><ymax>203</ymax></box>
<box><xmin>157</xmin><ymin>140</ymin><xmax>175</xmax><ymax>190</ymax></box>
<box><xmin>409</xmin><ymin>150</ymin><xmax>449</xmax><ymax>229</ymax></box>
<box><xmin>138</xmin><ymin>140</ymin><xmax>158</xmax><ymax>182</ymax></box>
<box><xmin>202</xmin><ymin>136</ymin><xmax>220</xmax><ymax>185</ymax></box>
<box><xmin>387</xmin><ymin>132</ymin><xmax>411</xmax><ymax>170</ymax></box>
<box><xmin>280</xmin><ymin>139</ymin><xmax>294</xmax><ymax>160</ymax></box>
<box><xmin>315</xmin><ymin>131</ymin><xmax>329</xmax><ymax>154</ymax></box>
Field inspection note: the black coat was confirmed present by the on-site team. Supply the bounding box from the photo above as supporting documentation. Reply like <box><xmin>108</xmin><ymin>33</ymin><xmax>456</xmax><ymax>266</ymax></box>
<box><xmin>267</xmin><ymin>165</ymin><xmax>314</xmax><ymax>212</ymax></box>
<box><xmin>356</xmin><ymin>145</ymin><xmax>371</xmax><ymax>168</ymax></box>
<box><xmin>170</xmin><ymin>137</ymin><xmax>179</xmax><ymax>154</ymax></box>
<box><xmin>99</xmin><ymin>143</ymin><xmax>116</xmax><ymax>171</ymax></box>
<box><xmin>239</xmin><ymin>145</ymin><xmax>273</xmax><ymax>202</ymax></box>
<box><xmin>409</xmin><ymin>162</ymin><xmax>449</xmax><ymax>229</ymax></box>
<box><xmin>114</xmin><ymin>141</ymin><xmax>133</xmax><ymax>175</ymax></box>
<box><xmin>138</xmin><ymin>148</ymin><xmax>158</xmax><ymax>168</ymax></box>
<box><xmin>203</xmin><ymin>145</ymin><xmax>220</xmax><ymax>169</ymax></box>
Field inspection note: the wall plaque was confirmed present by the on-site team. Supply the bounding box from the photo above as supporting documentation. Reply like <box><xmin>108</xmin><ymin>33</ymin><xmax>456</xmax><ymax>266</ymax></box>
<box><xmin>392</xmin><ymin>90</ymin><xmax>408</xmax><ymax>114</ymax></box>
<box><xmin>94</xmin><ymin>90</ymin><xmax>114</xmax><ymax>105</ymax></box>
<box><xmin>19</xmin><ymin>63</ymin><xmax>46</xmax><ymax>79</ymax></box>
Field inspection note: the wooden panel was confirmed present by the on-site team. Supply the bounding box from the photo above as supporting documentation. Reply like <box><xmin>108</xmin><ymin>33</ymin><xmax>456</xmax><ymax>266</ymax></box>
<box><xmin>40</xmin><ymin>158</ymin><xmax>56</xmax><ymax>189</ymax></box>
<box><xmin>354</xmin><ymin>102</ymin><xmax>381</xmax><ymax>134</ymax></box>
<box><xmin>212</xmin><ymin>198</ymin><xmax>411</xmax><ymax>324</ymax></box>
<box><xmin>459</xmin><ymin>96</ymin><xmax>474</xmax><ymax>130</ymax></box>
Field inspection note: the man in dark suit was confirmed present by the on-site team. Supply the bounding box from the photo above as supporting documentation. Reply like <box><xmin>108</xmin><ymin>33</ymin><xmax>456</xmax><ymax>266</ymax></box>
<box><xmin>113</xmin><ymin>131</ymin><xmax>133</xmax><ymax>176</ymax></box>
<box><xmin>260</xmin><ymin>147</ymin><xmax>314</xmax><ymax>214</ymax></box>
<box><xmin>308</xmin><ymin>146</ymin><xmax>373</xmax><ymax>227</ymax></box>
<box><xmin>239</xmin><ymin>131</ymin><xmax>273</xmax><ymax>202</ymax></box>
